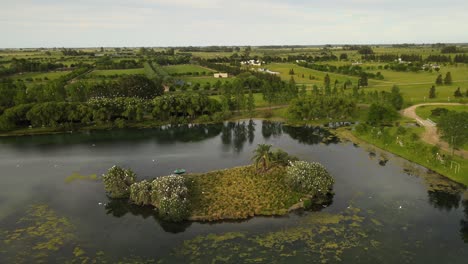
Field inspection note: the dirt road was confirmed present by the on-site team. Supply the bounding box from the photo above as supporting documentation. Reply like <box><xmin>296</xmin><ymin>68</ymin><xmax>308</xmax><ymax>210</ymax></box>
<box><xmin>401</xmin><ymin>103</ymin><xmax>467</xmax><ymax>158</ymax></box>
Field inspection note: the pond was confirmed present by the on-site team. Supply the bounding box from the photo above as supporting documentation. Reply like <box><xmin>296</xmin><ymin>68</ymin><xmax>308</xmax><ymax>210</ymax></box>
<box><xmin>0</xmin><ymin>120</ymin><xmax>467</xmax><ymax>263</ymax></box>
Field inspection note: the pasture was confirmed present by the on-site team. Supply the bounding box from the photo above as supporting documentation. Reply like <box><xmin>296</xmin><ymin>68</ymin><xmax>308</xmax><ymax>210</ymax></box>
<box><xmin>162</xmin><ymin>64</ymin><xmax>214</xmax><ymax>75</ymax></box>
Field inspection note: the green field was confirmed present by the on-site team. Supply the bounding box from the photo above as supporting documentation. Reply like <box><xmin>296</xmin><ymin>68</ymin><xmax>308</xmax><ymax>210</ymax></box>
<box><xmin>163</xmin><ymin>64</ymin><xmax>214</xmax><ymax>75</ymax></box>
<box><xmin>181</xmin><ymin>76</ymin><xmax>232</xmax><ymax>85</ymax></box>
<box><xmin>89</xmin><ymin>68</ymin><xmax>145</xmax><ymax>76</ymax></box>
<box><xmin>11</xmin><ymin>71</ymin><xmax>70</xmax><ymax>81</ymax></box>
<box><xmin>415</xmin><ymin>105</ymin><xmax>468</xmax><ymax>122</ymax></box>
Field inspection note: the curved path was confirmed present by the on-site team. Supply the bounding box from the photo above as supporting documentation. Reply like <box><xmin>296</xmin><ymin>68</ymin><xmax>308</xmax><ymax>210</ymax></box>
<box><xmin>401</xmin><ymin>103</ymin><xmax>467</xmax><ymax>158</ymax></box>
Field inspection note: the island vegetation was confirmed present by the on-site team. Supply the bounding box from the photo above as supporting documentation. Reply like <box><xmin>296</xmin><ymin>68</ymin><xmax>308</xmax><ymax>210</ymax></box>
<box><xmin>102</xmin><ymin>144</ymin><xmax>335</xmax><ymax>222</ymax></box>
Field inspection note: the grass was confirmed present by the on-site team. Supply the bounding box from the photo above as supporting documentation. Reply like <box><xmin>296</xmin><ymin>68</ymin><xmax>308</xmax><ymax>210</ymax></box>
<box><xmin>186</xmin><ymin>165</ymin><xmax>305</xmax><ymax>221</ymax></box>
<box><xmin>162</xmin><ymin>64</ymin><xmax>214</xmax><ymax>74</ymax></box>
<box><xmin>180</xmin><ymin>76</ymin><xmax>232</xmax><ymax>85</ymax></box>
<box><xmin>89</xmin><ymin>68</ymin><xmax>145</xmax><ymax>76</ymax></box>
<box><xmin>342</xmin><ymin>126</ymin><xmax>468</xmax><ymax>186</ymax></box>
<box><xmin>415</xmin><ymin>105</ymin><xmax>468</xmax><ymax>122</ymax></box>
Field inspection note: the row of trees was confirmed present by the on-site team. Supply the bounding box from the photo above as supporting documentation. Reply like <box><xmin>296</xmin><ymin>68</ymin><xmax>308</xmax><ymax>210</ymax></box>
<box><xmin>288</xmin><ymin>96</ymin><xmax>357</xmax><ymax>121</ymax></box>
<box><xmin>297</xmin><ymin>62</ymin><xmax>384</xmax><ymax>81</ymax></box>
<box><xmin>0</xmin><ymin>73</ymin><xmax>164</xmax><ymax>114</ymax></box>
<box><xmin>95</xmin><ymin>57</ymin><xmax>143</xmax><ymax>70</ymax></box>
<box><xmin>0</xmin><ymin>92</ymin><xmax>220</xmax><ymax>131</ymax></box>
<box><xmin>435</xmin><ymin>72</ymin><xmax>453</xmax><ymax>86</ymax></box>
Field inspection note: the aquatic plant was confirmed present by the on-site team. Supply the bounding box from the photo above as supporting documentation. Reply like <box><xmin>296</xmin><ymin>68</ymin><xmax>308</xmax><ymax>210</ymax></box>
<box><xmin>65</xmin><ymin>172</ymin><xmax>98</xmax><ymax>183</ymax></box>
<box><xmin>151</xmin><ymin>175</ymin><xmax>190</xmax><ymax>222</ymax></box>
<box><xmin>102</xmin><ymin>166</ymin><xmax>136</xmax><ymax>198</ymax></box>
<box><xmin>129</xmin><ymin>180</ymin><xmax>152</xmax><ymax>206</ymax></box>
<box><xmin>286</xmin><ymin>161</ymin><xmax>334</xmax><ymax>197</ymax></box>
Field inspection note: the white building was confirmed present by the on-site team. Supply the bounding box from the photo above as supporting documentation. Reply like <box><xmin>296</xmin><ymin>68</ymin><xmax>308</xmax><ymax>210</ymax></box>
<box><xmin>214</xmin><ymin>73</ymin><xmax>229</xmax><ymax>78</ymax></box>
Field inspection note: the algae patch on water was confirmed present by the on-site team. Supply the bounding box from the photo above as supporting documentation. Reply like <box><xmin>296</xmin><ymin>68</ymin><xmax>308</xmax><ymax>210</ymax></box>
<box><xmin>65</xmin><ymin>172</ymin><xmax>99</xmax><ymax>183</ymax></box>
<box><xmin>174</xmin><ymin>206</ymin><xmax>383</xmax><ymax>263</ymax></box>
<box><xmin>0</xmin><ymin>204</ymin><xmax>157</xmax><ymax>263</ymax></box>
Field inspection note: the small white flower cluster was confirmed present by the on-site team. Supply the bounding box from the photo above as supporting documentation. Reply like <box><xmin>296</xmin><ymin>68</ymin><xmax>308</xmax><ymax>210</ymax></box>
<box><xmin>150</xmin><ymin>174</ymin><xmax>190</xmax><ymax>222</ymax></box>
<box><xmin>286</xmin><ymin>161</ymin><xmax>334</xmax><ymax>196</ymax></box>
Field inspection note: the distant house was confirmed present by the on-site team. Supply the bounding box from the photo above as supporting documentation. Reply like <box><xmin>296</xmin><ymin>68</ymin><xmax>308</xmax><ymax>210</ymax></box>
<box><xmin>214</xmin><ymin>73</ymin><xmax>229</xmax><ymax>78</ymax></box>
<box><xmin>258</xmin><ymin>68</ymin><xmax>280</xmax><ymax>75</ymax></box>
<box><xmin>351</xmin><ymin>61</ymin><xmax>362</xmax><ymax>66</ymax></box>
<box><xmin>241</xmin><ymin>60</ymin><xmax>263</xmax><ymax>66</ymax></box>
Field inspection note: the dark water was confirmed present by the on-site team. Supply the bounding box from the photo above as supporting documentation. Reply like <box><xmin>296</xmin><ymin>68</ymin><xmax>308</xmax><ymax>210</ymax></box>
<box><xmin>0</xmin><ymin>120</ymin><xmax>467</xmax><ymax>263</ymax></box>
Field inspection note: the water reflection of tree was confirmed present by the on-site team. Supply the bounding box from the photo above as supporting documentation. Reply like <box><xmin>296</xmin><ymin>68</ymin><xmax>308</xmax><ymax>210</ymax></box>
<box><xmin>403</xmin><ymin>164</ymin><xmax>465</xmax><ymax>212</ymax></box>
<box><xmin>282</xmin><ymin>125</ymin><xmax>338</xmax><ymax>145</ymax></box>
<box><xmin>0</xmin><ymin>123</ymin><xmax>224</xmax><ymax>148</ymax></box>
<box><xmin>262</xmin><ymin>121</ymin><xmax>282</xmax><ymax>139</ymax></box>
<box><xmin>461</xmin><ymin>199</ymin><xmax>468</xmax><ymax>243</ymax></box>
<box><xmin>427</xmin><ymin>190</ymin><xmax>461</xmax><ymax>211</ymax></box>
<box><xmin>221</xmin><ymin>121</ymin><xmax>255</xmax><ymax>153</ymax></box>
<box><xmin>105</xmin><ymin>199</ymin><xmax>192</xmax><ymax>233</ymax></box>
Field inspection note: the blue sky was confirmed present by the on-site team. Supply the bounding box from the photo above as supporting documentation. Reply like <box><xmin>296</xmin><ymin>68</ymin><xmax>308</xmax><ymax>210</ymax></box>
<box><xmin>1</xmin><ymin>0</ymin><xmax>467</xmax><ymax>47</ymax></box>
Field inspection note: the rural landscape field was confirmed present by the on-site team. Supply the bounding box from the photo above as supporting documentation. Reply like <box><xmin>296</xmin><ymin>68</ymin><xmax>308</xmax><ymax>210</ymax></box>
<box><xmin>0</xmin><ymin>0</ymin><xmax>467</xmax><ymax>263</ymax></box>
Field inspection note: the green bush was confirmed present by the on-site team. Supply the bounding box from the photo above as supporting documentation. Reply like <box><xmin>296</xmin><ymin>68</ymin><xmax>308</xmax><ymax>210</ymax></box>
<box><xmin>271</xmin><ymin>149</ymin><xmax>298</xmax><ymax>166</ymax></box>
<box><xmin>286</xmin><ymin>161</ymin><xmax>334</xmax><ymax>197</ymax></box>
<box><xmin>129</xmin><ymin>180</ymin><xmax>152</xmax><ymax>205</ymax></box>
<box><xmin>151</xmin><ymin>175</ymin><xmax>190</xmax><ymax>222</ymax></box>
<box><xmin>102</xmin><ymin>166</ymin><xmax>136</xmax><ymax>198</ymax></box>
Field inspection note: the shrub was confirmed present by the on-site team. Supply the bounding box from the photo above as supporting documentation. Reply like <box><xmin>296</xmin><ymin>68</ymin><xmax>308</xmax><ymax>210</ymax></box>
<box><xmin>151</xmin><ymin>175</ymin><xmax>190</xmax><ymax>222</ymax></box>
<box><xmin>286</xmin><ymin>161</ymin><xmax>334</xmax><ymax>197</ymax></box>
<box><xmin>114</xmin><ymin>118</ymin><xmax>126</xmax><ymax>128</ymax></box>
<box><xmin>129</xmin><ymin>180</ymin><xmax>152</xmax><ymax>205</ymax></box>
<box><xmin>271</xmin><ymin>149</ymin><xmax>298</xmax><ymax>166</ymax></box>
<box><xmin>102</xmin><ymin>166</ymin><xmax>137</xmax><ymax>198</ymax></box>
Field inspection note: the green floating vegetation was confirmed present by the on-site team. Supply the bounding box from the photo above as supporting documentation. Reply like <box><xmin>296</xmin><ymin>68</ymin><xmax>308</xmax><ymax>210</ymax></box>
<box><xmin>65</xmin><ymin>173</ymin><xmax>99</xmax><ymax>183</ymax></box>
<box><xmin>174</xmin><ymin>206</ymin><xmax>383</xmax><ymax>263</ymax></box>
<box><xmin>0</xmin><ymin>204</ymin><xmax>158</xmax><ymax>263</ymax></box>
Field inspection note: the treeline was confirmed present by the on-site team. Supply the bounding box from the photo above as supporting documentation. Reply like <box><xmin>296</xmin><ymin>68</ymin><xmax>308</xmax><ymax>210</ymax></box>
<box><xmin>288</xmin><ymin>96</ymin><xmax>357</xmax><ymax>120</ymax></box>
<box><xmin>67</xmin><ymin>75</ymin><xmax>164</xmax><ymax>101</ymax></box>
<box><xmin>362</xmin><ymin>54</ymin><xmax>423</xmax><ymax>62</ymax></box>
<box><xmin>0</xmin><ymin>93</ymin><xmax>220</xmax><ymax>131</ymax></box>
<box><xmin>0</xmin><ymin>58</ymin><xmax>67</xmax><ymax>77</ymax></box>
<box><xmin>61</xmin><ymin>48</ymin><xmax>95</xmax><ymax>56</ymax></box>
<box><xmin>362</xmin><ymin>53</ymin><xmax>468</xmax><ymax>63</ymax></box>
<box><xmin>96</xmin><ymin>57</ymin><xmax>143</xmax><ymax>69</ymax></box>
<box><xmin>297</xmin><ymin>62</ymin><xmax>384</xmax><ymax>80</ymax></box>
<box><xmin>454</xmin><ymin>54</ymin><xmax>468</xmax><ymax>63</ymax></box>
<box><xmin>178</xmin><ymin>46</ymin><xmax>238</xmax><ymax>52</ymax></box>
<box><xmin>0</xmin><ymin>66</ymin><xmax>92</xmax><ymax>112</ymax></box>
<box><xmin>0</xmin><ymin>73</ymin><xmax>164</xmax><ymax>114</ymax></box>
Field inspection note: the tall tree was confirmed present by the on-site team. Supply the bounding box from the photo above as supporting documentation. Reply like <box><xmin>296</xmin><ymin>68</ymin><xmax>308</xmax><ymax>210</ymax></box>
<box><xmin>358</xmin><ymin>73</ymin><xmax>368</xmax><ymax>87</ymax></box>
<box><xmin>299</xmin><ymin>85</ymin><xmax>307</xmax><ymax>97</ymax></box>
<box><xmin>454</xmin><ymin>87</ymin><xmax>463</xmax><ymax>97</ymax></box>
<box><xmin>390</xmin><ymin>85</ymin><xmax>404</xmax><ymax>110</ymax></box>
<box><xmin>438</xmin><ymin>111</ymin><xmax>468</xmax><ymax>155</ymax></box>
<box><xmin>252</xmin><ymin>144</ymin><xmax>272</xmax><ymax>172</ymax></box>
<box><xmin>324</xmin><ymin>74</ymin><xmax>331</xmax><ymax>89</ymax></box>
<box><xmin>429</xmin><ymin>85</ymin><xmax>436</xmax><ymax>99</ymax></box>
<box><xmin>435</xmin><ymin>74</ymin><xmax>443</xmax><ymax>85</ymax></box>
<box><xmin>247</xmin><ymin>90</ymin><xmax>255</xmax><ymax>117</ymax></box>
<box><xmin>444</xmin><ymin>72</ymin><xmax>453</xmax><ymax>85</ymax></box>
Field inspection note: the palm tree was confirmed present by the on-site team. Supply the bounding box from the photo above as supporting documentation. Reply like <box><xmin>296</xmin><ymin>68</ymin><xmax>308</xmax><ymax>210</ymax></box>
<box><xmin>252</xmin><ymin>144</ymin><xmax>272</xmax><ymax>172</ymax></box>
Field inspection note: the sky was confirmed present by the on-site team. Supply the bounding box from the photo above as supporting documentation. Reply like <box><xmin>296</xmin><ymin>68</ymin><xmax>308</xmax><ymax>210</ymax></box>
<box><xmin>1</xmin><ymin>0</ymin><xmax>467</xmax><ymax>48</ymax></box>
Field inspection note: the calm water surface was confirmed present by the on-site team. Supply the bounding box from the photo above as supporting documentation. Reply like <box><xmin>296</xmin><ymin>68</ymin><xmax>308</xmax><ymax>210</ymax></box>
<box><xmin>0</xmin><ymin>120</ymin><xmax>466</xmax><ymax>263</ymax></box>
